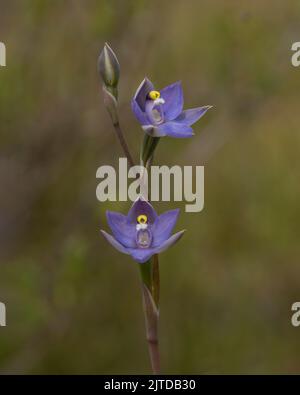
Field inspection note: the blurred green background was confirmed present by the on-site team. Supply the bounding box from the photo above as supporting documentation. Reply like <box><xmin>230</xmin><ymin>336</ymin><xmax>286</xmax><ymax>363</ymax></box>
<box><xmin>1</xmin><ymin>0</ymin><xmax>300</xmax><ymax>374</ymax></box>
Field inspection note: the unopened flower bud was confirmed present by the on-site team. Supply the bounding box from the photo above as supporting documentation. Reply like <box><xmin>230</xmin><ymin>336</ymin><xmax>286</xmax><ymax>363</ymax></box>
<box><xmin>98</xmin><ymin>43</ymin><xmax>120</xmax><ymax>99</ymax></box>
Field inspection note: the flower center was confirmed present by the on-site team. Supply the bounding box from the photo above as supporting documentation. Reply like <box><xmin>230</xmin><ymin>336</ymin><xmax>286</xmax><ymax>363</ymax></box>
<box><xmin>136</xmin><ymin>228</ymin><xmax>152</xmax><ymax>248</ymax></box>
<box><xmin>136</xmin><ymin>214</ymin><xmax>152</xmax><ymax>248</ymax></box>
<box><xmin>148</xmin><ymin>90</ymin><xmax>160</xmax><ymax>100</ymax></box>
<box><xmin>137</xmin><ymin>214</ymin><xmax>147</xmax><ymax>225</ymax></box>
<box><xmin>145</xmin><ymin>92</ymin><xmax>165</xmax><ymax>125</ymax></box>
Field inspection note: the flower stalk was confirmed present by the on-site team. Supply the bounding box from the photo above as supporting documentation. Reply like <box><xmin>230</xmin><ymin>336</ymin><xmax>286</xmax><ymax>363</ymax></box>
<box><xmin>140</xmin><ymin>144</ymin><xmax>161</xmax><ymax>374</ymax></box>
<box><xmin>98</xmin><ymin>43</ymin><xmax>134</xmax><ymax>168</ymax></box>
<box><xmin>139</xmin><ymin>256</ymin><xmax>160</xmax><ymax>374</ymax></box>
<box><xmin>112</xmin><ymin>120</ymin><xmax>135</xmax><ymax>168</ymax></box>
<box><xmin>141</xmin><ymin>134</ymin><xmax>160</xmax><ymax>168</ymax></box>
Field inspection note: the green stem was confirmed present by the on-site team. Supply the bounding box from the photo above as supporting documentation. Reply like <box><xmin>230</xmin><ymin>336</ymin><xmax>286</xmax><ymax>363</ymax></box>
<box><xmin>102</xmin><ymin>85</ymin><xmax>135</xmax><ymax>167</ymax></box>
<box><xmin>139</xmin><ymin>135</ymin><xmax>161</xmax><ymax>374</ymax></box>
<box><xmin>139</xmin><ymin>259</ymin><xmax>160</xmax><ymax>374</ymax></box>
<box><xmin>141</xmin><ymin>134</ymin><xmax>160</xmax><ymax>167</ymax></box>
<box><xmin>152</xmin><ymin>254</ymin><xmax>160</xmax><ymax>307</ymax></box>
<box><xmin>139</xmin><ymin>255</ymin><xmax>160</xmax><ymax>306</ymax></box>
<box><xmin>139</xmin><ymin>260</ymin><xmax>152</xmax><ymax>290</ymax></box>
<box><xmin>113</xmin><ymin>121</ymin><xmax>135</xmax><ymax>168</ymax></box>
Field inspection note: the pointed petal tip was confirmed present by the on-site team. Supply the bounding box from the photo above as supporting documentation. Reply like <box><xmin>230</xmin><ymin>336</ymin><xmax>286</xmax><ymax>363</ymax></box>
<box><xmin>153</xmin><ymin>229</ymin><xmax>186</xmax><ymax>255</ymax></box>
<box><xmin>100</xmin><ymin>230</ymin><xmax>130</xmax><ymax>255</ymax></box>
<box><xmin>142</xmin><ymin>76</ymin><xmax>153</xmax><ymax>86</ymax></box>
<box><xmin>102</xmin><ymin>42</ymin><xmax>112</xmax><ymax>54</ymax></box>
<box><xmin>100</xmin><ymin>229</ymin><xmax>110</xmax><ymax>237</ymax></box>
<box><xmin>100</xmin><ymin>229</ymin><xmax>109</xmax><ymax>239</ymax></box>
<box><xmin>173</xmin><ymin>229</ymin><xmax>186</xmax><ymax>243</ymax></box>
<box><xmin>177</xmin><ymin>229</ymin><xmax>186</xmax><ymax>236</ymax></box>
<box><xmin>131</xmin><ymin>195</ymin><xmax>150</xmax><ymax>208</ymax></box>
<box><xmin>175</xmin><ymin>229</ymin><xmax>186</xmax><ymax>239</ymax></box>
<box><xmin>134</xmin><ymin>195</ymin><xmax>147</xmax><ymax>203</ymax></box>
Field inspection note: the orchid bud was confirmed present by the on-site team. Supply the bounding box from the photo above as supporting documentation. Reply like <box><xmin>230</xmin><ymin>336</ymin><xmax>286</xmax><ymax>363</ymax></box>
<box><xmin>98</xmin><ymin>42</ymin><xmax>120</xmax><ymax>100</ymax></box>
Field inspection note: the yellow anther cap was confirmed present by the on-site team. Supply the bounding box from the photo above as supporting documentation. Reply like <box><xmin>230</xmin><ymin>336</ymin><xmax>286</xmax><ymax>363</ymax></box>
<box><xmin>148</xmin><ymin>90</ymin><xmax>160</xmax><ymax>100</ymax></box>
<box><xmin>137</xmin><ymin>214</ymin><xmax>148</xmax><ymax>224</ymax></box>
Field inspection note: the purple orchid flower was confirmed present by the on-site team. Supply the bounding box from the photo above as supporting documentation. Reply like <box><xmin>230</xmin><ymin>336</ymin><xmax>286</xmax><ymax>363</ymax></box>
<box><xmin>100</xmin><ymin>197</ymin><xmax>185</xmax><ymax>264</ymax></box>
<box><xmin>131</xmin><ymin>78</ymin><xmax>212</xmax><ymax>138</ymax></box>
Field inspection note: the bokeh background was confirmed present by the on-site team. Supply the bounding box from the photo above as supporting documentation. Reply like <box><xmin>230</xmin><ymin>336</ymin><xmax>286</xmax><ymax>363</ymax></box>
<box><xmin>0</xmin><ymin>0</ymin><xmax>300</xmax><ymax>374</ymax></box>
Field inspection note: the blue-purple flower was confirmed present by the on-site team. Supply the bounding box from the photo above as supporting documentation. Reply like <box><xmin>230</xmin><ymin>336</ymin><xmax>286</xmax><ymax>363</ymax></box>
<box><xmin>101</xmin><ymin>198</ymin><xmax>185</xmax><ymax>263</ymax></box>
<box><xmin>131</xmin><ymin>78</ymin><xmax>212</xmax><ymax>138</ymax></box>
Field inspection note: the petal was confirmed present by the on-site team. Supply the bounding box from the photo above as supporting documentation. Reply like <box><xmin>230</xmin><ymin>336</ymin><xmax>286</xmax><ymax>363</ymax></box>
<box><xmin>100</xmin><ymin>230</ymin><xmax>130</xmax><ymax>255</ymax></box>
<box><xmin>133</xmin><ymin>78</ymin><xmax>154</xmax><ymax>112</ymax></box>
<box><xmin>126</xmin><ymin>229</ymin><xmax>186</xmax><ymax>263</ymax></box>
<box><xmin>106</xmin><ymin>211</ymin><xmax>136</xmax><ymax>248</ymax></box>
<box><xmin>127</xmin><ymin>248</ymin><xmax>156</xmax><ymax>264</ymax></box>
<box><xmin>154</xmin><ymin>230</ymin><xmax>185</xmax><ymax>254</ymax></box>
<box><xmin>160</xmin><ymin>81</ymin><xmax>183</xmax><ymax>120</ymax></box>
<box><xmin>131</xmin><ymin>99</ymin><xmax>150</xmax><ymax>126</ymax></box>
<box><xmin>152</xmin><ymin>209</ymin><xmax>180</xmax><ymax>247</ymax></box>
<box><xmin>127</xmin><ymin>230</ymin><xmax>185</xmax><ymax>263</ymax></box>
<box><xmin>175</xmin><ymin>106</ymin><xmax>212</xmax><ymax>126</ymax></box>
<box><xmin>127</xmin><ymin>197</ymin><xmax>158</xmax><ymax>224</ymax></box>
<box><xmin>157</xmin><ymin>121</ymin><xmax>194</xmax><ymax>138</ymax></box>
